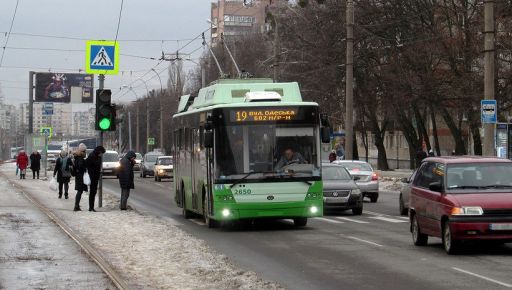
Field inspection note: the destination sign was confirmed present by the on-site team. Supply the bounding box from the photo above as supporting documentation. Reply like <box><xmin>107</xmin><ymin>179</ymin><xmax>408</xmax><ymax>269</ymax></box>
<box><xmin>230</xmin><ymin>108</ymin><xmax>299</xmax><ymax>122</ymax></box>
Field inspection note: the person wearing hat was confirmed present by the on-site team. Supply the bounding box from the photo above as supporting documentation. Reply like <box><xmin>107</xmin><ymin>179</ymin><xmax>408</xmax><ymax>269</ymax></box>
<box><xmin>73</xmin><ymin>143</ymin><xmax>88</xmax><ymax>211</ymax></box>
<box><xmin>29</xmin><ymin>151</ymin><xmax>41</xmax><ymax>179</ymax></box>
<box><xmin>53</xmin><ymin>150</ymin><xmax>72</xmax><ymax>199</ymax></box>
<box><xmin>85</xmin><ymin>146</ymin><xmax>105</xmax><ymax>212</ymax></box>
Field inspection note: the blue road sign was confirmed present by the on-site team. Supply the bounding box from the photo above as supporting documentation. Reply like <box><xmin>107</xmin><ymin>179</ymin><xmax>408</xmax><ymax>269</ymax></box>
<box><xmin>481</xmin><ymin>100</ymin><xmax>497</xmax><ymax>124</ymax></box>
<box><xmin>86</xmin><ymin>40</ymin><xmax>119</xmax><ymax>75</ymax></box>
<box><xmin>42</xmin><ymin>102</ymin><xmax>53</xmax><ymax>116</ymax></box>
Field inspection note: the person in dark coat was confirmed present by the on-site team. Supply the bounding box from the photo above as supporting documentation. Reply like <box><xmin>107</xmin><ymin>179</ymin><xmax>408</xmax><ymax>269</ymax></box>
<box><xmin>53</xmin><ymin>150</ymin><xmax>72</xmax><ymax>199</ymax></box>
<box><xmin>416</xmin><ymin>147</ymin><xmax>427</xmax><ymax>168</ymax></box>
<box><xmin>85</xmin><ymin>146</ymin><xmax>105</xmax><ymax>212</ymax></box>
<box><xmin>73</xmin><ymin>143</ymin><xmax>88</xmax><ymax>211</ymax></box>
<box><xmin>29</xmin><ymin>151</ymin><xmax>41</xmax><ymax>179</ymax></box>
<box><xmin>16</xmin><ymin>150</ymin><xmax>29</xmax><ymax>179</ymax></box>
<box><xmin>328</xmin><ymin>151</ymin><xmax>337</xmax><ymax>163</ymax></box>
<box><xmin>118</xmin><ymin>151</ymin><xmax>136</xmax><ymax>210</ymax></box>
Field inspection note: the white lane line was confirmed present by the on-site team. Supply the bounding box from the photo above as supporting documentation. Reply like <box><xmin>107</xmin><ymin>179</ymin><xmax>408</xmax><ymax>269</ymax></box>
<box><xmin>397</xmin><ymin>216</ymin><xmax>410</xmax><ymax>220</ymax></box>
<box><xmin>363</xmin><ymin>210</ymin><xmax>386</xmax><ymax>216</ymax></box>
<box><xmin>315</xmin><ymin>217</ymin><xmax>344</xmax><ymax>224</ymax></box>
<box><xmin>452</xmin><ymin>267</ymin><xmax>512</xmax><ymax>288</ymax></box>
<box><xmin>346</xmin><ymin>236</ymin><xmax>384</xmax><ymax>247</ymax></box>
<box><xmin>335</xmin><ymin>217</ymin><xmax>369</xmax><ymax>224</ymax></box>
<box><xmin>369</xmin><ymin>216</ymin><xmax>408</xmax><ymax>223</ymax></box>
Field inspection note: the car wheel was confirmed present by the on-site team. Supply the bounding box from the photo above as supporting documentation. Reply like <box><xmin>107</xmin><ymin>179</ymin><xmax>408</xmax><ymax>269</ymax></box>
<box><xmin>293</xmin><ymin>218</ymin><xmax>308</xmax><ymax>227</ymax></box>
<box><xmin>412</xmin><ymin>214</ymin><xmax>428</xmax><ymax>246</ymax></box>
<box><xmin>142</xmin><ymin>171</ymin><xmax>146</xmax><ymax>178</ymax></box>
<box><xmin>154</xmin><ymin>175</ymin><xmax>157</xmax><ymax>181</ymax></box>
<box><xmin>352</xmin><ymin>207</ymin><xmax>363</xmax><ymax>215</ymax></box>
<box><xmin>399</xmin><ymin>194</ymin><xmax>408</xmax><ymax>216</ymax></box>
<box><xmin>370</xmin><ymin>195</ymin><xmax>378</xmax><ymax>203</ymax></box>
<box><xmin>443</xmin><ymin>221</ymin><xmax>460</xmax><ymax>255</ymax></box>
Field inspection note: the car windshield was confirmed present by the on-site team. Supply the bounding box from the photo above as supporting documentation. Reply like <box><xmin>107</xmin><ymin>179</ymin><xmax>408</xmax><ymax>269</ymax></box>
<box><xmin>323</xmin><ymin>166</ymin><xmax>352</xmax><ymax>180</ymax></box>
<box><xmin>215</xmin><ymin>124</ymin><xmax>320</xmax><ymax>181</ymax></box>
<box><xmin>146</xmin><ymin>155</ymin><xmax>160</xmax><ymax>163</ymax></box>
<box><xmin>158</xmin><ymin>158</ymin><xmax>172</xmax><ymax>165</ymax></box>
<box><xmin>102</xmin><ymin>153</ymin><xmax>119</xmax><ymax>162</ymax></box>
<box><xmin>337</xmin><ymin>162</ymin><xmax>372</xmax><ymax>171</ymax></box>
<box><xmin>446</xmin><ymin>162</ymin><xmax>512</xmax><ymax>190</ymax></box>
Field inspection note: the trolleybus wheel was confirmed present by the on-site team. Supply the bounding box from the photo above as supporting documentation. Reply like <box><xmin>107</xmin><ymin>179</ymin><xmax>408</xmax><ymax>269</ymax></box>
<box><xmin>181</xmin><ymin>187</ymin><xmax>193</xmax><ymax>219</ymax></box>
<box><xmin>293</xmin><ymin>218</ymin><xmax>308</xmax><ymax>227</ymax></box>
<box><xmin>203</xmin><ymin>191</ymin><xmax>217</xmax><ymax>228</ymax></box>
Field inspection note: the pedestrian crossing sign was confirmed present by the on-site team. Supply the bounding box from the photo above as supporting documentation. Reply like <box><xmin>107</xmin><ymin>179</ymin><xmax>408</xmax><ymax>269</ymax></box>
<box><xmin>85</xmin><ymin>40</ymin><xmax>119</xmax><ymax>75</ymax></box>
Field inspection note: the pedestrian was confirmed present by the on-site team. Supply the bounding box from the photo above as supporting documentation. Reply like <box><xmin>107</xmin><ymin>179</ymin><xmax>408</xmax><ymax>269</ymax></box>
<box><xmin>16</xmin><ymin>150</ymin><xmax>29</xmax><ymax>180</ymax></box>
<box><xmin>73</xmin><ymin>143</ymin><xmax>88</xmax><ymax>211</ymax></box>
<box><xmin>416</xmin><ymin>147</ymin><xmax>427</xmax><ymax>168</ymax></box>
<box><xmin>428</xmin><ymin>149</ymin><xmax>435</xmax><ymax>157</ymax></box>
<box><xmin>53</xmin><ymin>150</ymin><xmax>72</xmax><ymax>199</ymax></box>
<box><xmin>118</xmin><ymin>151</ymin><xmax>136</xmax><ymax>210</ymax></box>
<box><xmin>29</xmin><ymin>151</ymin><xmax>41</xmax><ymax>179</ymax></box>
<box><xmin>85</xmin><ymin>146</ymin><xmax>105</xmax><ymax>212</ymax></box>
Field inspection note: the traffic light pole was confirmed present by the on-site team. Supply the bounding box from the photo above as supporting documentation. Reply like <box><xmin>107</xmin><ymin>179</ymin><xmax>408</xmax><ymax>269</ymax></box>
<box><xmin>98</xmin><ymin>74</ymin><xmax>104</xmax><ymax>208</ymax></box>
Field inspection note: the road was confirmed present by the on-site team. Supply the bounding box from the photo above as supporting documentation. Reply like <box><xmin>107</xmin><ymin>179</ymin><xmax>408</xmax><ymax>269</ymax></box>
<box><xmin>102</xmin><ymin>175</ymin><xmax>512</xmax><ymax>290</ymax></box>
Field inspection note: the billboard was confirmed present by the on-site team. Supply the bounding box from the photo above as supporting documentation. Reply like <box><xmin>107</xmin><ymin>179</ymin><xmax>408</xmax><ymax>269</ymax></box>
<box><xmin>35</xmin><ymin>73</ymin><xmax>94</xmax><ymax>103</ymax></box>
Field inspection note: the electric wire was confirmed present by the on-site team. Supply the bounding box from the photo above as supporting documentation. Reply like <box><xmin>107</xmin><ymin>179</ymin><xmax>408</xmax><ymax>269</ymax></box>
<box><xmin>113</xmin><ymin>0</ymin><xmax>124</xmax><ymax>44</ymax></box>
<box><xmin>0</xmin><ymin>0</ymin><xmax>20</xmax><ymax>68</ymax></box>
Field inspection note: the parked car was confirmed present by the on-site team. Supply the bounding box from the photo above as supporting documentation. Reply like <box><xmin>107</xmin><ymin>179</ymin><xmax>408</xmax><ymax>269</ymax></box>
<box><xmin>154</xmin><ymin>156</ymin><xmax>173</xmax><ymax>182</ymax></box>
<box><xmin>322</xmin><ymin>163</ymin><xmax>363</xmax><ymax>215</ymax></box>
<box><xmin>133</xmin><ymin>152</ymin><xmax>143</xmax><ymax>171</ymax></box>
<box><xmin>399</xmin><ymin>170</ymin><xmax>417</xmax><ymax>216</ymax></box>
<box><xmin>102</xmin><ymin>151</ymin><xmax>120</xmax><ymax>177</ymax></box>
<box><xmin>410</xmin><ymin>156</ymin><xmax>512</xmax><ymax>254</ymax></box>
<box><xmin>333</xmin><ymin>160</ymin><xmax>379</xmax><ymax>202</ymax></box>
<box><xmin>140</xmin><ymin>152</ymin><xmax>163</xmax><ymax>178</ymax></box>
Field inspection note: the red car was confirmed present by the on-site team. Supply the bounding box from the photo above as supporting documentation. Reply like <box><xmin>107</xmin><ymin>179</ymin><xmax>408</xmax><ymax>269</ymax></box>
<box><xmin>409</xmin><ymin>156</ymin><xmax>512</xmax><ymax>254</ymax></box>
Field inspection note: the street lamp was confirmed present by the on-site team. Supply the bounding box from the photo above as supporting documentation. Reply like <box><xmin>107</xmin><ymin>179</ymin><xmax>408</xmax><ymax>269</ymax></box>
<box><xmin>151</xmin><ymin>68</ymin><xmax>165</xmax><ymax>152</ymax></box>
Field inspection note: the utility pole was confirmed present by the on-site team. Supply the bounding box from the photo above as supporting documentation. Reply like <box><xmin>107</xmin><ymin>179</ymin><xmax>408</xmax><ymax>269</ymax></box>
<box><xmin>128</xmin><ymin>110</ymin><xmax>133</xmax><ymax>150</ymax></box>
<box><xmin>273</xmin><ymin>16</ymin><xmax>279</xmax><ymax>82</ymax></box>
<box><xmin>146</xmin><ymin>101</ymin><xmax>150</xmax><ymax>152</ymax></box>
<box><xmin>28</xmin><ymin>71</ymin><xmax>34</xmax><ymax>134</ymax></box>
<box><xmin>98</xmin><ymin>74</ymin><xmax>104</xmax><ymax>208</ymax></box>
<box><xmin>483</xmin><ymin>0</ymin><xmax>495</xmax><ymax>156</ymax></box>
<box><xmin>344</xmin><ymin>0</ymin><xmax>355</xmax><ymax>160</ymax></box>
<box><xmin>136</xmin><ymin>102</ymin><xmax>140</xmax><ymax>153</ymax></box>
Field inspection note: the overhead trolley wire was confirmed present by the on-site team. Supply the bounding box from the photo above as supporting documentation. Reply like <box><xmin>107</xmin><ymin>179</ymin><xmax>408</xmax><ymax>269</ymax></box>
<box><xmin>0</xmin><ymin>0</ymin><xmax>20</xmax><ymax>68</ymax></box>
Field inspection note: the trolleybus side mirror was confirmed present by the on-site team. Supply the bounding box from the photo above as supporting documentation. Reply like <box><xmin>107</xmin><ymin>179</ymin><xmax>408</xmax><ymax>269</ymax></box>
<box><xmin>321</xmin><ymin>127</ymin><xmax>331</xmax><ymax>144</ymax></box>
<box><xmin>204</xmin><ymin>131</ymin><xmax>214</xmax><ymax>148</ymax></box>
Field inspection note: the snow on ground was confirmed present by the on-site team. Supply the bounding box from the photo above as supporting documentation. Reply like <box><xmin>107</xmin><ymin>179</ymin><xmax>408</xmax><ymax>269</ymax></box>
<box><xmin>0</xmin><ymin>163</ymin><xmax>283</xmax><ymax>290</ymax></box>
<box><xmin>0</xmin><ymin>174</ymin><xmax>115</xmax><ymax>290</ymax></box>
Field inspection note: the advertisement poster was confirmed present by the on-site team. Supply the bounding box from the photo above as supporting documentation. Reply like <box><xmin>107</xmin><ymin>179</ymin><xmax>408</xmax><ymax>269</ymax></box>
<box><xmin>35</xmin><ymin>73</ymin><xmax>94</xmax><ymax>103</ymax></box>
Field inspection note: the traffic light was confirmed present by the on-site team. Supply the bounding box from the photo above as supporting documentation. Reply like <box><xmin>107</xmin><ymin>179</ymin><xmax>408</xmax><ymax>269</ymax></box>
<box><xmin>95</xmin><ymin>89</ymin><xmax>116</xmax><ymax>131</ymax></box>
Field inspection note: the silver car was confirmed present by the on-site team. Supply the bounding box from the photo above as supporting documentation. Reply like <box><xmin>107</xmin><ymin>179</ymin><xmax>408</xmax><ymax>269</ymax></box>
<box><xmin>399</xmin><ymin>170</ymin><xmax>417</xmax><ymax>215</ymax></box>
<box><xmin>333</xmin><ymin>160</ymin><xmax>379</xmax><ymax>202</ymax></box>
<box><xmin>322</xmin><ymin>163</ymin><xmax>363</xmax><ymax>215</ymax></box>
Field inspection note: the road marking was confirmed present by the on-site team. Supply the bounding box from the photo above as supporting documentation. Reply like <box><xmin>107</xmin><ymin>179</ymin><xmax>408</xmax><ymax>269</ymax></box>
<box><xmin>315</xmin><ymin>217</ymin><xmax>344</xmax><ymax>224</ymax></box>
<box><xmin>335</xmin><ymin>217</ymin><xmax>369</xmax><ymax>224</ymax></box>
<box><xmin>363</xmin><ymin>210</ymin><xmax>386</xmax><ymax>216</ymax></box>
<box><xmin>346</xmin><ymin>236</ymin><xmax>384</xmax><ymax>247</ymax></box>
<box><xmin>397</xmin><ymin>216</ymin><xmax>410</xmax><ymax>220</ymax></box>
<box><xmin>451</xmin><ymin>267</ymin><xmax>512</xmax><ymax>288</ymax></box>
<box><xmin>369</xmin><ymin>216</ymin><xmax>408</xmax><ymax>223</ymax></box>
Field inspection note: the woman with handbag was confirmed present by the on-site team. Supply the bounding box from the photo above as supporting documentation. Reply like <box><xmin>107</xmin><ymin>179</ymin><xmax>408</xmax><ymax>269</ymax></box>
<box><xmin>73</xmin><ymin>143</ymin><xmax>88</xmax><ymax>211</ymax></box>
<box><xmin>53</xmin><ymin>150</ymin><xmax>72</xmax><ymax>199</ymax></box>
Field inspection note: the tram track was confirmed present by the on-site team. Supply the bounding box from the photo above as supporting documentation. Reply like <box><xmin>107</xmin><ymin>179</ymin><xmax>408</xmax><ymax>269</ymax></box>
<box><xmin>4</xmin><ymin>173</ymin><xmax>130</xmax><ymax>290</ymax></box>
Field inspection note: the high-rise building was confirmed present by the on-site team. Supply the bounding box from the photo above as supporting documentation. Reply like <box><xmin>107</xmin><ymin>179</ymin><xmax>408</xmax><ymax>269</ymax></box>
<box><xmin>32</xmin><ymin>103</ymin><xmax>72</xmax><ymax>137</ymax></box>
<box><xmin>210</xmin><ymin>0</ymin><xmax>271</xmax><ymax>43</ymax></box>
<box><xmin>72</xmin><ymin>107</ymin><xmax>95</xmax><ymax>138</ymax></box>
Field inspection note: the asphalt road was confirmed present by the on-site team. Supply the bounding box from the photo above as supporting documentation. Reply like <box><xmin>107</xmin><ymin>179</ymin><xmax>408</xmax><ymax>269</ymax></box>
<box><xmin>102</xmin><ymin>175</ymin><xmax>512</xmax><ymax>290</ymax></box>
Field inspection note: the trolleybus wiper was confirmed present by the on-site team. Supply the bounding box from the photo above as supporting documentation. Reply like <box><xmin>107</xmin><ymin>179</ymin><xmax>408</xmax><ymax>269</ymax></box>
<box><xmin>228</xmin><ymin>171</ymin><xmax>271</xmax><ymax>188</ymax></box>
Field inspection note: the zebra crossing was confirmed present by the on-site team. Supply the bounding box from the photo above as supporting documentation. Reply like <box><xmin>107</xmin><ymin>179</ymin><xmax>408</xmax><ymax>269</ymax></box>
<box><xmin>314</xmin><ymin>211</ymin><xmax>409</xmax><ymax>225</ymax></box>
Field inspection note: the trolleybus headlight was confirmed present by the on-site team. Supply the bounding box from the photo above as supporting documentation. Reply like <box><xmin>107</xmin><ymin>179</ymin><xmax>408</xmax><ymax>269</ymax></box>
<box><xmin>310</xmin><ymin>206</ymin><xmax>319</xmax><ymax>214</ymax></box>
<box><xmin>222</xmin><ymin>209</ymin><xmax>231</xmax><ymax>217</ymax></box>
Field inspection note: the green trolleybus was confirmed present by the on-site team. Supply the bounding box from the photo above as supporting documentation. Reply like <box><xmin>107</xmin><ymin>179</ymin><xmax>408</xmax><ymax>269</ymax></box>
<box><xmin>172</xmin><ymin>79</ymin><xmax>330</xmax><ymax>227</ymax></box>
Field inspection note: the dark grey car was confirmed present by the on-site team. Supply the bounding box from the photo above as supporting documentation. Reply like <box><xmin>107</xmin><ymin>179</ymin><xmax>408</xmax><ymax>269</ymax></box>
<box><xmin>140</xmin><ymin>152</ymin><xmax>163</xmax><ymax>178</ymax></box>
<box><xmin>322</xmin><ymin>163</ymin><xmax>363</xmax><ymax>215</ymax></box>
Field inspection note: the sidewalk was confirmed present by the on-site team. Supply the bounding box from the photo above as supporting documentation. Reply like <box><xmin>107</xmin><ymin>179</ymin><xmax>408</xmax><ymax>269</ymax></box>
<box><xmin>0</xmin><ymin>167</ymin><xmax>115</xmax><ymax>290</ymax></box>
<box><xmin>0</xmin><ymin>163</ymin><xmax>282</xmax><ymax>290</ymax></box>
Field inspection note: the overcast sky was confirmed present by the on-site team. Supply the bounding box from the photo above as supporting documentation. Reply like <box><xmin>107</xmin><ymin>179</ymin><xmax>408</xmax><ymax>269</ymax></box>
<box><xmin>0</xmin><ymin>0</ymin><xmax>212</xmax><ymax>107</ymax></box>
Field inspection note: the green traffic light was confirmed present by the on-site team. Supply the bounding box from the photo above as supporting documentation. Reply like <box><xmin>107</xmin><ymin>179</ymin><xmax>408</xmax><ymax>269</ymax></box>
<box><xmin>99</xmin><ymin>117</ymin><xmax>112</xmax><ymax>130</ymax></box>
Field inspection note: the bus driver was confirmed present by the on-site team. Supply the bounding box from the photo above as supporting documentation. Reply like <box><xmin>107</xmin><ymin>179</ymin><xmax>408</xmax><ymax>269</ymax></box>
<box><xmin>276</xmin><ymin>148</ymin><xmax>306</xmax><ymax>170</ymax></box>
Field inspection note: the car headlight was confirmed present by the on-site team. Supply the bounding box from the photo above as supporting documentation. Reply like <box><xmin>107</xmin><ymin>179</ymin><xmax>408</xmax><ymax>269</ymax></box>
<box><xmin>351</xmin><ymin>189</ymin><xmax>362</xmax><ymax>196</ymax></box>
<box><xmin>159</xmin><ymin>169</ymin><xmax>164</xmax><ymax>173</ymax></box>
<box><xmin>451</xmin><ymin>206</ymin><xmax>483</xmax><ymax>216</ymax></box>
<box><xmin>116</xmin><ymin>162</ymin><xmax>121</xmax><ymax>168</ymax></box>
